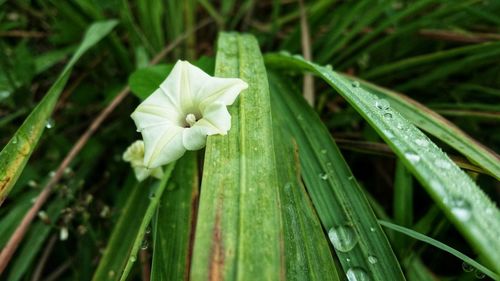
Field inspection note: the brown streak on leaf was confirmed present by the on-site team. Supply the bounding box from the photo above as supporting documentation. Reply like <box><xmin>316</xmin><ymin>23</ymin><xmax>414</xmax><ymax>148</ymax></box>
<box><xmin>185</xmin><ymin>175</ymin><xmax>199</xmax><ymax>281</ymax></box>
<box><xmin>208</xmin><ymin>206</ymin><xmax>224</xmax><ymax>281</ymax></box>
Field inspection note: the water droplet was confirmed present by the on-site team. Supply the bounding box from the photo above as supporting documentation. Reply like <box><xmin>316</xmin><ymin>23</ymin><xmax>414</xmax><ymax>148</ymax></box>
<box><xmin>141</xmin><ymin>239</ymin><xmax>149</xmax><ymax>250</ymax></box>
<box><xmin>297</xmin><ymin>114</ymin><xmax>304</xmax><ymax>121</ymax></box>
<box><xmin>45</xmin><ymin>118</ymin><xmax>55</xmax><ymax>129</ymax></box>
<box><xmin>60</xmin><ymin>227</ymin><xmax>69</xmax><ymax>241</ymax></box>
<box><xmin>129</xmin><ymin>256</ymin><xmax>137</xmax><ymax>263</ymax></box>
<box><xmin>49</xmin><ymin>171</ymin><xmax>56</xmax><ymax>177</ymax></box>
<box><xmin>351</xmin><ymin>81</ymin><xmax>360</xmax><ymax>88</ymax></box>
<box><xmin>383</xmin><ymin>112</ymin><xmax>393</xmax><ymax>119</ymax></box>
<box><xmin>434</xmin><ymin>159</ymin><xmax>452</xmax><ymax>169</ymax></box>
<box><xmin>12</xmin><ymin>136</ymin><xmax>18</xmax><ymax>144</ymax></box>
<box><xmin>448</xmin><ymin>197</ymin><xmax>472</xmax><ymax>221</ymax></box>
<box><xmin>346</xmin><ymin>267</ymin><xmax>371</xmax><ymax>281</ymax></box>
<box><xmin>328</xmin><ymin>225</ymin><xmax>358</xmax><ymax>252</ymax></box>
<box><xmin>383</xmin><ymin>130</ymin><xmax>394</xmax><ymax>139</ymax></box>
<box><xmin>348</xmin><ymin>175</ymin><xmax>354</xmax><ymax>181</ymax></box>
<box><xmin>404</xmin><ymin>151</ymin><xmax>421</xmax><ymax>163</ymax></box>
<box><xmin>375</xmin><ymin>99</ymin><xmax>390</xmax><ymax>110</ymax></box>
<box><xmin>319</xmin><ymin>173</ymin><xmax>329</xmax><ymax>180</ymax></box>
<box><xmin>145</xmin><ymin>226</ymin><xmax>151</xmax><ymax>234</ymax></box>
<box><xmin>321</xmin><ymin>149</ymin><xmax>327</xmax><ymax>154</ymax></box>
<box><xmin>475</xmin><ymin>271</ymin><xmax>485</xmax><ymax>279</ymax></box>
<box><xmin>462</xmin><ymin>262</ymin><xmax>474</xmax><ymax>272</ymax></box>
<box><xmin>369</xmin><ymin>227</ymin><xmax>376</xmax><ymax>232</ymax></box>
<box><xmin>346</xmin><ymin>258</ymin><xmax>351</xmax><ymax>262</ymax></box>
<box><xmin>326</xmin><ymin>64</ymin><xmax>333</xmax><ymax>70</ymax></box>
<box><xmin>414</xmin><ymin>138</ymin><xmax>429</xmax><ymax>147</ymax></box>
<box><xmin>279</xmin><ymin>50</ymin><xmax>291</xmax><ymax>56</ymax></box>
<box><xmin>108</xmin><ymin>270</ymin><xmax>116</xmax><ymax>278</ymax></box>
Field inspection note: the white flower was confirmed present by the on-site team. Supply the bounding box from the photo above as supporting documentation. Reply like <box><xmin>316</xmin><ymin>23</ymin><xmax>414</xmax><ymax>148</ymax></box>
<box><xmin>131</xmin><ymin>60</ymin><xmax>248</xmax><ymax>168</ymax></box>
<box><xmin>122</xmin><ymin>140</ymin><xmax>164</xmax><ymax>181</ymax></box>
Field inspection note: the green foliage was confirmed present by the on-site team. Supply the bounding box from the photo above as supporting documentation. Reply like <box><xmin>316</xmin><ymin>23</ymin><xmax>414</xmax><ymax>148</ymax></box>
<box><xmin>1</xmin><ymin>1</ymin><xmax>499</xmax><ymax>281</ymax></box>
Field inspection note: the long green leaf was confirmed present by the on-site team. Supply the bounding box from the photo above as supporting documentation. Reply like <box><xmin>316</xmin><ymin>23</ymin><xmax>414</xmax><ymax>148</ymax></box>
<box><xmin>151</xmin><ymin>152</ymin><xmax>198</xmax><ymax>280</ymax></box>
<box><xmin>269</xmin><ymin>72</ymin><xmax>406</xmax><ymax>281</ymax></box>
<box><xmin>265</xmin><ymin>53</ymin><xmax>500</xmax><ymax>273</ymax></box>
<box><xmin>0</xmin><ymin>20</ymin><xmax>118</xmax><ymax>205</ymax></box>
<box><xmin>379</xmin><ymin>220</ymin><xmax>499</xmax><ymax>281</ymax></box>
<box><xmin>91</xmin><ymin>164</ymin><xmax>175</xmax><ymax>281</ymax></box>
<box><xmin>190</xmin><ymin>33</ymin><xmax>283</xmax><ymax>281</ymax></box>
<box><xmin>345</xmin><ymin>77</ymin><xmax>500</xmax><ymax>180</ymax></box>
<box><xmin>272</xmin><ymin>121</ymin><xmax>341</xmax><ymax>281</ymax></box>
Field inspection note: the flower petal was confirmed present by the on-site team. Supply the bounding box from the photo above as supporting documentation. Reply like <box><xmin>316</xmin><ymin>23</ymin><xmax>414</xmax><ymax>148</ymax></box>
<box><xmin>196</xmin><ymin>103</ymin><xmax>232</xmax><ymax>135</ymax></box>
<box><xmin>197</xmin><ymin>77</ymin><xmax>248</xmax><ymax>110</ymax></box>
<box><xmin>182</xmin><ymin>126</ymin><xmax>208</xmax><ymax>151</ymax></box>
<box><xmin>131</xmin><ymin>88</ymin><xmax>183</xmax><ymax>131</ymax></box>
<box><xmin>159</xmin><ymin>60</ymin><xmax>211</xmax><ymax>114</ymax></box>
<box><xmin>141</xmin><ymin>125</ymin><xmax>186</xmax><ymax>168</ymax></box>
<box><xmin>133</xmin><ymin>166</ymin><xmax>151</xmax><ymax>182</ymax></box>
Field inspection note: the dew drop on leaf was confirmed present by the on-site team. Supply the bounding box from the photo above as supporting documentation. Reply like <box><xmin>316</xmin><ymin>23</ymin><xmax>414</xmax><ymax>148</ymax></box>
<box><xmin>368</xmin><ymin>255</ymin><xmax>378</xmax><ymax>264</ymax></box>
<box><xmin>45</xmin><ymin>118</ymin><xmax>55</xmax><ymax>129</ymax></box>
<box><xmin>434</xmin><ymin>159</ymin><xmax>452</xmax><ymax>169</ymax></box>
<box><xmin>319</xmin><ymin>172</ymin><xmax>329</xmax><ymax>180</ymax></box>
<box><xmin>141</xmin><ymin>239</ymin><xmax>149</xmax><ymax>250</ymax></box>
<box><xmin>447</xmin><ymin>197</ymin><xmax>472</xmax><ymax>221</ymax></box>
<box><xmin>414</xmin><ymin>138</ymin><xmax>429</xmax><ymax>147</ymax></box>
<box><xmin>328</xmin><ymin>225</ymin><xmax>358</xmax><ymax>252</ymax></box>
<box><xmin>374</xmin><ymin>99</ymin><xmax>390</xmax><ymax>110</ymax></box>
<box><xmin>351</xmin><ymin>81</ymin><xmax>360</xmax><ymax>88</ymax></box>
<box><xmin>475</xmin><ymin>271</ymin><xmax>485</xmax><ymax>279</ymax></box>
<box><xmin>462</xmin><ymin>262</ymin><xmax>474</xmax><ymax>272</ymax></box>
<box><xmin>404</xmin><ymin>151</ymin><xmax>421</xmax><ymax>163</ymax></box>
<box><xmin>346</xmin><ymin>267</ymin><xmax>371</xmax><ymax>281</ymax></box>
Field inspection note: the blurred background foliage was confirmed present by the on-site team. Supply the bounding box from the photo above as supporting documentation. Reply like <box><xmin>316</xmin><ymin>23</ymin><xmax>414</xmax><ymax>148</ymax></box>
<box><xmin>0</xmin><ymin>0</ymin><xmax>499</xmax><ymax>280</ymax></box>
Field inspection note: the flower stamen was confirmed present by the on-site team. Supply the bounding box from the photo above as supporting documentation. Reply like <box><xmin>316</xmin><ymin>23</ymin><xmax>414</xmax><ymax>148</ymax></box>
<box><xmin>185</xmin><ymin>113</ymin><xmax>197</xmax><ymax>127</ymax></box>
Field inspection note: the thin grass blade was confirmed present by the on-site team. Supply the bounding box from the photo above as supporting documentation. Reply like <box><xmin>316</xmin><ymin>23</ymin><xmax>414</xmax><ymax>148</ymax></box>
<box><xmin>269</xmin><ymin>72</ymin><xmax>406</xmax><ymax>281</ymax></box>
<box><xmin>0</xmin><ymin>20</ymin><xmax>118</xmax><ymax>205</ymax></box>
<box><xmin>151</xmin><ymin>152</ymin><xmax>198</xmax><ymax>280</ymax></box>
<box><xmin>346</xmin><ymin>77</ymin><xmax>500</xmax><ymax>180</ymax></box>
<box><xmin>92</xmin><ymin>164</ymin><xmax>175</xmax><ymax>281</ymax></box>
<box><xmin>379</xmin><ymin>220</ymin><xmax>499</xmax><ymax>281</ymax></box>
<box><xmin>265</xmin><ymin>53</ymin><xmax>500</xmax><ymax>273</ymax></box>
<box><xmin>273</xmin><ymin>121</ymin><xmax>341</xmax><ymax>281</ymax></box>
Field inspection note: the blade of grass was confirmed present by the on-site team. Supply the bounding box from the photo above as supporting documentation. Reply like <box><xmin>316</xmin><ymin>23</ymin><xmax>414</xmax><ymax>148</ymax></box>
<box><xmin>190</xmin><ymin>33</ymin><xmax>283</xmax><ymax>281</ymax></box>
<box><xmin>269</xmin><ymin>72</ymin><xmax>406</xmax><ymax>280</ymax></box>
<box><xmin>349</xmin><ymin>76</ymin><xmax>500</xmax><ymax>180</ymax></box>
<box><xmin>265</xmin><ymin>52</ymin><xmax>500</xmax><ymax>273</ymax></box>
<box><xmin>151</xmin><ymin>152</ymin><xmax>198</xmax><ymax>280</ymax></box>
<box><xmin>393</xmin><ymin>160</ymin><xmax>413</xmax><ymax>250</ymax></box>
<box><xmin>91</xmin><ymin>164</ymin><xmax>175</xmax><ymax>281</ymax></box>
<box><xmin>273</xmin><ymin>122</ymin><xmax>341</xmax><ymax>281</ymax></box>
<box><xmin>6</xmin><ymin>198</ymin><xmax>67</xmax><ymax>281</ymax></box>
<box><xmin>0</xmin><ymin>20</ymin><xmax>118</xmax><ymax>205</ymax></box>
<box><xmin>379</xmin><ymin>220</ymin><xmax>499</xmax><ymax>281</ymax></box>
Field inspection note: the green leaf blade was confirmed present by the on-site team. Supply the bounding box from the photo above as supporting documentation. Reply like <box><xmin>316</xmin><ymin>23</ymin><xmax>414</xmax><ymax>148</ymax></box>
<box><xmin>190</xmin><ymin>32</ymin><xmax>283</xmax><ymax>281</ymax></box>
<box><xmin>265</xmin><ymin>53</ymin><xmax>500</xmax><ymax>274</ymax></box>
<box><xmin>0</xmin><ymin>20</ymin><xmax>118</xmax><ymax>205</ymax></box>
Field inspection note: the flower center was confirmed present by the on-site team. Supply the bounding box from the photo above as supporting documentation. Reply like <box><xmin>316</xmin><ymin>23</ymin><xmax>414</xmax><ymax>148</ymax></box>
<box><xmin>185</xmin><ymin>113</ymin><xmax>197</xmax><ymax>127</ymax></box>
